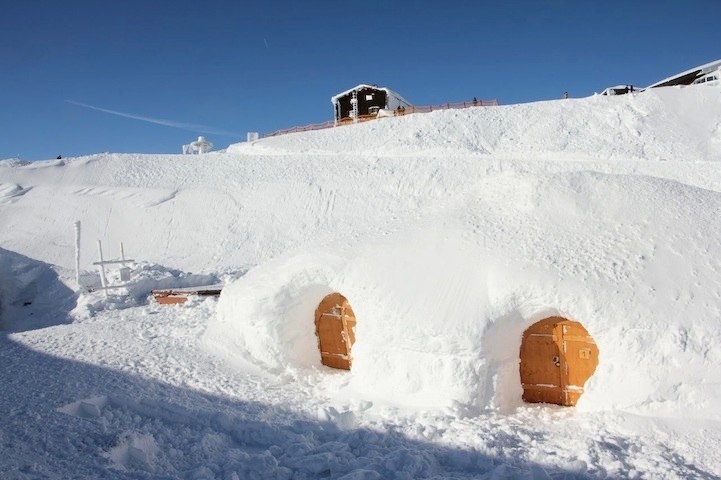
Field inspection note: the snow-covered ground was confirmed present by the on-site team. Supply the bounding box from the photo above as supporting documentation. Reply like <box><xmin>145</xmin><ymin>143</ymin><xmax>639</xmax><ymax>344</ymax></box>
<box><xmin>1</xmin><ymin>85</ymin><xmax>721</xmax><ymax>478</ymax></box>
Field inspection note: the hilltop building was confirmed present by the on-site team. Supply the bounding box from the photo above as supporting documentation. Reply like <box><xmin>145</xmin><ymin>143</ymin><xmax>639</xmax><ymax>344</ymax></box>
<box><xmin>331</xmin><ymin>84</ymin><xmax>413</xmax><ymax>125</ymax></box>
<box><xmin>601</xmin><ymin>58</ymin><xmax>721</xmax><ymax>95</ymax></box>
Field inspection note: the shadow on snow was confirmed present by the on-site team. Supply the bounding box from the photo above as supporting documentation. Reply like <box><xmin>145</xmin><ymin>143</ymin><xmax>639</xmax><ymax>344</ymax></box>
<box><xmin>0</xmin><ymin>247</ymin><xmax>77</xmax><ymax>333</ymax></box>
<box><xmin>0</xmin><ymin>333</ymin><xmax>663</xmax><ymax>480</ymax></box>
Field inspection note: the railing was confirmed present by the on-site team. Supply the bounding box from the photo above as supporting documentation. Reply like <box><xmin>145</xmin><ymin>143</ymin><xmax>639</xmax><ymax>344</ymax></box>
<box><xmin>262</xmin><ymin>98</ymin><xmax>499</xmax><ymax>138</ymax></box>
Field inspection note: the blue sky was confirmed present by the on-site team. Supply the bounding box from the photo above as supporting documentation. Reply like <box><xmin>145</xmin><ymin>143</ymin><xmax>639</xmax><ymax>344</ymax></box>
<box><xmin>2</xmin><ymin>0</ymin><xmax>720</xmax><ymax>161</ymax></box>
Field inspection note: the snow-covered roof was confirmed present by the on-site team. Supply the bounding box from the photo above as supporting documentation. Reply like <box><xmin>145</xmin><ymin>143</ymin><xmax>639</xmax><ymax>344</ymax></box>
<box><xmin>330</xmin><ymin>83</ymin><xmax>412</xmax><ymax>106</ymax></box>
<box><xmin>646</xmin><ymin>58</ymin><xmax>721</xmax><ymax>89</ymax></box>
<box><xmin>600</xmin><ymin>84</ymin><xmax>637</xmax><ymax>95</ymax></box>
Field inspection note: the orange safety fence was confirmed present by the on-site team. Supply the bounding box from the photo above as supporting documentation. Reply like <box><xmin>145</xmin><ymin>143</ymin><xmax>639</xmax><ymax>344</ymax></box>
<box><xmin>262</xmin><ymin>98</ymin><xmax>499</xmax><ymax>138</ymax></box>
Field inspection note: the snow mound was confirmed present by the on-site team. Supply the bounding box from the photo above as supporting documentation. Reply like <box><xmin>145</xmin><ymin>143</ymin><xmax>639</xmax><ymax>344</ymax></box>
<box><xmin>0</xmin><ymin>183</ymin><xmax>31</xmax><ymax>205</ymax></box>
<box><xmin>73</xmin><ymin>261</ymin><xmax>222</xmax><ymax>317</ymax></box>
<box><xmin>209</xmin><ymin>170</ymin><xmax>721</xmax><ymax>418</ymax></box>
<box><xmin>0</xmin><ymin>247</ymin><xmax>76</xmax><ymax>332</ymax></box>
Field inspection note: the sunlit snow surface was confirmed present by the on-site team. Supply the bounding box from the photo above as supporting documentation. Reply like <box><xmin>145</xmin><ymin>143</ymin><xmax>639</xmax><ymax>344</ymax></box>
<box><xmin>2</xmin><ymin>86</ymin><xmax>721</xmax><ymax>478</ymax></box>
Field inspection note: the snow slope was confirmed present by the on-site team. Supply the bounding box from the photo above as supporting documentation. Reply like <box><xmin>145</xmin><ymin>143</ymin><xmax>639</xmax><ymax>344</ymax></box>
<box><xmin>1</xmin><ymin>84</ymin><xmax>721</xmax><ymax>478</ymax></box>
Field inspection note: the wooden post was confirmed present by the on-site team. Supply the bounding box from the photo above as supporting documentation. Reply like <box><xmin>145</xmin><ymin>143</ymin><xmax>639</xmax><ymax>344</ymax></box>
<box><xmin>74</xmin><ymin>221</ymin><xmax>81</xmax><ymax>288</ymax></box>
<box><xmin>97</xmin><ymin>240</ymin><xmax>108</xmax><ymax>297</ymax></box>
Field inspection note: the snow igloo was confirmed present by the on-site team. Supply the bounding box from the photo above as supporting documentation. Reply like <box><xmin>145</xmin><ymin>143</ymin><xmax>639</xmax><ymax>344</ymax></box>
<box><xmin>204</xmin><ymin>219</ymin><xmax>606</xmax><ymax>410</ymax></box>
<box><xmin>205</xmin><ymin>172</ymin><xmax>721</xmax><ymax>417</ymax></box>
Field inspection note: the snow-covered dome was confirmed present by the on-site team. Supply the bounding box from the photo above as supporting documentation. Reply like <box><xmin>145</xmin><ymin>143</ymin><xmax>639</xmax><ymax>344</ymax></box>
<box><xmin>207</xmin><ymin>169</ymin><xmax>721</xmax><ymax>418</ymax></box>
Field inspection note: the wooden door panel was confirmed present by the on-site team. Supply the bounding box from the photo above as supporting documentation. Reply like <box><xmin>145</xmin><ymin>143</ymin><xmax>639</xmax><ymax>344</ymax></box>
<box><xmin>520</xmin><ymin>322</ymin><xmax>563</xmax><ymax>404</ymax></box>
<box><xmin>318</xmin><ymin>314</ymin><xmax>349</xmax><ymax>355</ymax></box>
<box><xmin>315</xmin><ymin>293</ymin><xmax>356</xmax><ymax>370</ymax></box>
<box><xmin>520</xmin><ymin>334</ymin><xmax>561</xmax><ymax>386</ymax></box>
<box><xmin>560</xmin><ymin>322</ymin><xmax>598</xmax><ymax>395</ymax></box>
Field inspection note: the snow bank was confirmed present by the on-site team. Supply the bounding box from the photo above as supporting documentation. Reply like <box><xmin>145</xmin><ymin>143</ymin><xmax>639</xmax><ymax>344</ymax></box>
<box><xmin>0</xmin><ymin>248</ymin><xmax>76</xmax><ymax>331</ymax></box>
<box><xmin>73</xmin><ymin>261</ymin><xmax>222</xmax><ymax>318</ymax></box>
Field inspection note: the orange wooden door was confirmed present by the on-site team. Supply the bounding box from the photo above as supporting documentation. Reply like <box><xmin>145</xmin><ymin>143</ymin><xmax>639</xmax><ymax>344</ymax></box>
<box><xmin>558</xmin><ymin>321</ymin><xmax>599</xmax><ymax>406</ymax></box>
<box><xmin>315</xmin><ymin>293</ymin><xmax>356</xmax><ymax>370</ymax></box>
<box><xmin>520</xmin><ymin>318</ymin><xmax>564</xmax><ymax>404</ymax></box>
<box><xmin>520</xmin><ymin>317</ymin><xmax>598</xmax><ymax>406</ymax></box>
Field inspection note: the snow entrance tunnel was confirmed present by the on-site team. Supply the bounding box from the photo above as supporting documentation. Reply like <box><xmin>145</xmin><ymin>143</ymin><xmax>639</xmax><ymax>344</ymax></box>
<box><xmin>519</xmin><ymin>316</ymin><xmax>599</xmax><ymax>406</ymax></box>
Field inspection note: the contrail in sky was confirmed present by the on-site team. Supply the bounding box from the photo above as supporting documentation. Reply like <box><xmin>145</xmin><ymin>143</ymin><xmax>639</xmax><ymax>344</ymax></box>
<box><xmin>65</xmin><ymin>100</ymin><xmax>242</xmax><ymax>138</ymax></box>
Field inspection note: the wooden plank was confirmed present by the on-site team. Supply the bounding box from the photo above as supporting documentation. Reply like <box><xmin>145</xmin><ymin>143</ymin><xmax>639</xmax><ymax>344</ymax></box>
<box><xmin>151</xmin><ymin>285</ymin><xmax>223</xmax><ymax>305</ymax></box>
<box><xmin>153</xmin><ymin>293</ymin><xmax>189</xmax><ymax>305</ymax></box>
<box><xmin>521</xmin><ymin>384</ymin><xmax>564</xmax><ymax>405</ymax></box>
